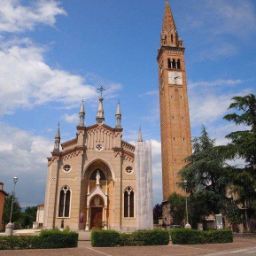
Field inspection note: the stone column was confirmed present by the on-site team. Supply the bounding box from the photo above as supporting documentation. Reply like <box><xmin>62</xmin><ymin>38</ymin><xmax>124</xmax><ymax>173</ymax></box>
<box><xmin>103</xmin><ymin>207</ymin><xmax>107</xmax><ymax>230</ymax></box>
<box><xmin>85</xmin><ymin>207</ymin><xmax>90</xmax><ymax>231</ymax></box>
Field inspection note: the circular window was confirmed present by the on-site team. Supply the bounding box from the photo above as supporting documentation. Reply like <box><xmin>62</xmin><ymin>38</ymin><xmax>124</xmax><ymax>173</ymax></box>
<box><xmin>63</xmin><ymin>164</ymin><xmax>71</xmax><ymax>173</ymax></box>
<box><xmin>95</xmin><ymin>144</ymin><xmax>104</xmax><ymax>151</ymax></box>
<box><xmin>125</xmin><ymin>166</ymin><xmax>133</xmax><ymax>174</ymax></box>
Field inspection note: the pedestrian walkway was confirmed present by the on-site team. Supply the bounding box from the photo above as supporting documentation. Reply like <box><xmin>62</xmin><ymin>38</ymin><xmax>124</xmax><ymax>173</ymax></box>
<box><xmin>0</xmin><ymin>237</ymin><xmax>255</xmax><ymax>256</ymax></box>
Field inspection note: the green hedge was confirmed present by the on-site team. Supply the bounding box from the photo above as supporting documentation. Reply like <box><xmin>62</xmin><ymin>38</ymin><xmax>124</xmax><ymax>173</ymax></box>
<box><xmin>170</xmin><ymin>229</ymin><xmax>233</xmax><ymax>244</ymax></box>
<box><xmin>91</xmin><ymin>230</ymin><xmax>120</xmax><ymax>247</ymax></box>
<box><xmin>91</xmin><ymin>229</ymin><xmax>169</xmax><ymax>247</ymax></box>
<box><xmin>0</xmin><ymin>230</ymin><xmax>78</xmax><ymax>250</ymax></box>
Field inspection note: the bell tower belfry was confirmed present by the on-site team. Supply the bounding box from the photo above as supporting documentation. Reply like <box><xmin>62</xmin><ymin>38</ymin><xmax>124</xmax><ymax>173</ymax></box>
<box><xmin>157</xmin><ymin>1</ymin><xmax>192</xmax><ymax>200</ymax></box>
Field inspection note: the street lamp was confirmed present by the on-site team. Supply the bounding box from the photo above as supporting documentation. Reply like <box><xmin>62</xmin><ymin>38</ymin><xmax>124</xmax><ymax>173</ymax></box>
<box><xmin>184</xmin><ymin>179</ymin><xmax>191</xmax><ymax>229</ymax></box>
<box><xmin>5</xmin><ymin>176</ymin><xmax>18</xmax><ymax>236</ymax></box>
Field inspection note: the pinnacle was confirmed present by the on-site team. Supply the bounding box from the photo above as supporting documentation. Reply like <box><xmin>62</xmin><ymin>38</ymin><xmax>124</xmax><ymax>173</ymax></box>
<box><xmin>161</xmin><ymin>0</ymin><xmax>178</xmax><ymax>47</ymax></box>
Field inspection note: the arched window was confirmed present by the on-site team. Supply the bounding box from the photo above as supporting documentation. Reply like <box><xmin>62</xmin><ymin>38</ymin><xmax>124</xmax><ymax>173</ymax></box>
<box><xmin>177</xmin><ymin>59</ymin><xmax>181</xmax><ymax>69</ymax></box>
<box><xmin>124</xmin><ymin>186</ymin><xmax>134</xmax><ymax>218</ymax></box>
<box><xmin>172</xmin><ymin>59</ymin><xmax>176</xmax><ymax>69</ymax></box>
<box><xmin>58</xmin><ymin>185</ymin><xmax>71</xmax><ymax>217</ymax></box>
<box><xmin>167</xmin><ymin>58</ymin><xmax>172</xmax><ymax>69</ymax></box>
<box><xmin>171</xmin><ymin>34</ymin><xmax>174</xmax><ymax>43</ymax></box>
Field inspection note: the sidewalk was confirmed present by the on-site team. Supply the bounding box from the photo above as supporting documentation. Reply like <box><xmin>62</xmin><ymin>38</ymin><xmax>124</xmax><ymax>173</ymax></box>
<box><xmin>0</xmin><ymin>237</ymin><xmax>255</xmax><ymax>256</ymax></box>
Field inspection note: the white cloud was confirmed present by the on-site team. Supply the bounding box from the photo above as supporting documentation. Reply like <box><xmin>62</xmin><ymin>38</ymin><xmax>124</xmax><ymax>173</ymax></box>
<box><xmin>188</xmin><ymin>79</ymin><xmax>252</xmax><ymax>126</ymax></box>
<box><xmin>63</xmin><ymin>113</ymin><xmax>79</xmax><ymax>124</ymax></box>
<box><xmin>0</xmin><ymin>40</ymin><xmax>123</xmax><ymax>115</ymax></box>
<box><xmin>140</xmin><ymin>90</ymin><xmax>158</xmax><ymax>97</ymax></box>
<box><xmin>207</xmin><ymin>0</ymin><xmax>256</xmax><ymax>37</ymax></box>
<box><xmin>190</xmin><ymin>79</ymin><xmax>242</xmax><ymax>89</ymax></box>
<box><xmin>0</xmin><ymin>122</ymin><xmax>53</xmax><ymax>206</ymax></box>
<box><xmin>185</xmin><ymin>0</ymin><xmax>256</xmax><ymax>37</ymax></box>
<box><xmin>189</xmin><ymin>93</ymin><xmax>232</xmax><ymax>125</ymax></box>
<box><xmin>0</xmin><ymin>122</ymin><xmax>52</xmax><ymax>175</ymax></box>
<box><xmin>199</xmin><ymin>43</ymin><xmax>238</xmax><ymax>61</ymax></box>
<box><xmin>0</xmin><ymin>0</ymin><xmax>66</xmax><ymax>33</ymax></box>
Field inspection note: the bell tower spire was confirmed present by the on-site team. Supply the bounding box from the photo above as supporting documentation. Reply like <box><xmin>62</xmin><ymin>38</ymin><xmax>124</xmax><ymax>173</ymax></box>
<box><xmin>161</xmin><ymin>1</ymin><xmax>181</xmax><ymax>47</ymax></box>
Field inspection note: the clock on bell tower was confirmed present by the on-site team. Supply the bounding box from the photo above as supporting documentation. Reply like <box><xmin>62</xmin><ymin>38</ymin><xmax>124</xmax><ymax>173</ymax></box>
<box><xmin>157</xmin><ymin>1</ymin><xmax>192</xmax><ymax>200</ymax></box>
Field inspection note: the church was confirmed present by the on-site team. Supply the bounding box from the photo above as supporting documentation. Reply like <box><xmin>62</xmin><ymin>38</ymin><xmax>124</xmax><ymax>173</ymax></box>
<box><xmin>42</xmin><ymin>0</ymin><xmax>192</xmax><ymax>231</ymax></box>
<box><xmin>43</xmin><ymin>90</ymin><xmax>153</xmax><ymax>231</ymax></box>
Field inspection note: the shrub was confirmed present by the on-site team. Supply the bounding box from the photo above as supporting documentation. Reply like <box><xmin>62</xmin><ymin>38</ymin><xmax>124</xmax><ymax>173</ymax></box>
<box><xmin>91</xmin><ymin>229</ymin><xmax>169</xmax><ymax>247</ymax></box>
<box><xmin>37</xmin><ymin>229</ymin><xmax>78</xmax><ymax>248</ymax></box>
<box><xmin>170</xmin><ymin>228</ymin><xmax>233</xmax><ymax>244</ymax></box>
<box><xmin>0</xmin><ymin>230</ymin><xmax>78</xmax><ymax>250</ymax></box>
<box><xmin>170</xmin><ymin>229</ymin><xmax>202</xmax><ymax>244</ymax></box>
<box><xmin>132</xmin><ymin>229</ymin><xmax>169</xmax><ymax>245</ymax></box>
<box><xmin>0</xmin><ymin>236</ymin><xmax>35</xmax><ymax>250</ymax></box>
<box><xmin>91</xmin><ymin>230</ymin><xmax>120</xmax><ymax>247</ymax></box>
<box><xmin>204</xmin><ymin>230</ymin><xmax>233</xmax><ymax>243</ymax></box>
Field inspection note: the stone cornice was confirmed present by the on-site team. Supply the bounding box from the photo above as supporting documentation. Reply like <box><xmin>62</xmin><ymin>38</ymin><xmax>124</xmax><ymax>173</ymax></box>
<box><xmin>157</xmin><ymin>45</ymin><xmax>185</xmax><ymax>61</ymax></box>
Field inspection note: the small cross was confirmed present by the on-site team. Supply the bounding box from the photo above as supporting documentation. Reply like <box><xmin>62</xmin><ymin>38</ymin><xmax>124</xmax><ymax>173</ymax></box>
<box><xmin>97</xmin><ymin>85</ymin><xmax>105</xmax><ymax>97</ymax></box>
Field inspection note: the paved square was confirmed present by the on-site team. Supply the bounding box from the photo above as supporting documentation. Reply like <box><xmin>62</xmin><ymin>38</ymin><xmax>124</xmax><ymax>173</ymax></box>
<box><xmin>0</xmin><ymin>237</ymin><xmax>255</xmax><ymax>256</ymax></box>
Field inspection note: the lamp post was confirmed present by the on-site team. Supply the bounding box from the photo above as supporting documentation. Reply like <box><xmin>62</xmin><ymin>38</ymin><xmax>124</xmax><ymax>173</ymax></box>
<box><xmin>184</xmin><ymin>179</ymin><xmax>191</xmax><ymax>229</ymax></box>
<box><xmin>6</xmin><ymin>176</ymin><xmax>18</xmax><ymax>236</ymax></box>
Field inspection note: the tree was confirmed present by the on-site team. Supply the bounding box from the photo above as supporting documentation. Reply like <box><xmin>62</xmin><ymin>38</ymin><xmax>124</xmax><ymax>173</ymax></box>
<box><xmin>224</xmin><ymin>94</ymin><xmax>256</xmax><ymax>169</ymax></box>
<box><xmin>3</xmin><ymin>195</ymin><xmax>21</xmax><ymax>225</ymax></box>
<box><xmin>153</xmin><ymin>204</ymin><xmax>162</xmax><ymax>224</ymax></box>
<box><xmin>221</xmin><ymin>94</ymin><xmax>256</xmax><ymax>228</ymax></box>
<box><xmin>168</xmin><ymin>193</ymin><xmax>185</xmax><ymax>226</ymax></box>
<box><xmin>180</xmin><ymin>127</ymin><xmax>229</xmax><ymax>226</ymax></box>
<box><xmin>19</xmin><ymin>206</ymin><xmax>37</xmax><ymax>228</ymax></box>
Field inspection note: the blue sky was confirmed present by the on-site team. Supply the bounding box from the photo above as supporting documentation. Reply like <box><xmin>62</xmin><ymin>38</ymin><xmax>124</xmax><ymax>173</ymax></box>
<box><xmin>0</xmin><ymin>0</ymin><xmax>255</xmax><ymax>207</ymax></box>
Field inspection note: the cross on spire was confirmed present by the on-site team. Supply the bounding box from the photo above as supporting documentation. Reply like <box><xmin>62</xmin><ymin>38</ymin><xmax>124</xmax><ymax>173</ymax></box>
<box><xmin>97</xmin><ymin>85</ymin><xmax>105</xmax><ymax>98</ymax></box>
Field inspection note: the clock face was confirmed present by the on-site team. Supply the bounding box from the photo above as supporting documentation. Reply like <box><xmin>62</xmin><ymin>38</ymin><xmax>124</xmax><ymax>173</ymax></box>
<box><xmin>168</xmin><ymin>71</ymin><xmax>183</xmax><ymax>85</ymax></box>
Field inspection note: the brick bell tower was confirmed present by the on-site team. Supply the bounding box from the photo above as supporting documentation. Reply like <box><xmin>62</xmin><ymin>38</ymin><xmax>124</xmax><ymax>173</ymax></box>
<box><xmin>157</xmin><ymin>1</ymin><xmax>192</xmax><ymax>201</ymax></box>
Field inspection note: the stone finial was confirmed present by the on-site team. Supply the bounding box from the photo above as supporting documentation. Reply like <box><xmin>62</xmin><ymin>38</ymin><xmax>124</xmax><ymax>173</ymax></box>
<box><xmin>138</xmin><ymin>127</ymin><xmax>143</xmax><ymax>142</ymax></box>
<box><xmin>79</xmin><ymin>100</ymin><xmax>85</xmax><ymax>127</ymax></box>
<box><xmin>115</xmin><ymin>102</ymin><xmax>122</xmax><ymax>128</ymax></box>
<box><xmin>96</xmin><ymin>86</ymin><xmax>105</xmax><ymax>124</ymax></box>
<box><xmin>53</xmin><ymin>123</ymin><xmax>61</xmax><ymax>153</ymax></box>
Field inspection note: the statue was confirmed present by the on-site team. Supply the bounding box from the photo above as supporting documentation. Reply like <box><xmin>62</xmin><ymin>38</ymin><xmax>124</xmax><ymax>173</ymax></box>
<box><xmin>96</xmin><ymin>170</ymin><xmax>100</xmax><ymax>185</ymax></box>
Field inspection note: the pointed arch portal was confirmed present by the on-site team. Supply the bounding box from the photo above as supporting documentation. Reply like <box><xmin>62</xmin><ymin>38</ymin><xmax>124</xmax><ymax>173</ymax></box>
<box><xmin>84</xmin><ymin>159</ymin><xmax>112</xmax><ymax>230</ymax></box>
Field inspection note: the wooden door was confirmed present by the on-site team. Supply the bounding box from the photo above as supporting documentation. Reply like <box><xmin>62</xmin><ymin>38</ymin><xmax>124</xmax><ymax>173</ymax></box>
<box><xmin>90</xmin><ymin>207</ymin><xmax>103</xmax><ymax>229</ymax></box>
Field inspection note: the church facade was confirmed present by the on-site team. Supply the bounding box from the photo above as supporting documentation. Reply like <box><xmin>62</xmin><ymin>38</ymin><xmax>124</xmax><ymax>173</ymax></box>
<box><xmin>43</xmin><ymin>94</ymin><xmax>153</xmax><ymax>231</ymax></box>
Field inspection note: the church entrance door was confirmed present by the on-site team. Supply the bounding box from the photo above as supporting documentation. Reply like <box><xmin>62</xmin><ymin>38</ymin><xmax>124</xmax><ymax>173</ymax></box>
<box><xmin>90</xmin><ymin>207</ymin><xmax>103</xmax><ymax>229</ymax></box>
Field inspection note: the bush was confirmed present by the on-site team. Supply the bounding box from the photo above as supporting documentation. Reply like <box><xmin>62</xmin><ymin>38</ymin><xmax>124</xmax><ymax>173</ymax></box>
<box><xmin>37</xmin><ymin>229</ymin><xmax>78</xmax><ymax>248</ymax></box>
<box><xmin>132</xmin><ymin>229</ymin><xmax>169</xmax><ymax>245</ymax></box>
<box><xmin>91</xmin><ymin>230</ymin><xmax>120</xmax><ymax>247</ymax></box>
<box><xmin>170</xmin><ymin>228</ymin><xmax>233</xmax><ymax>244</ymax></box>
<box><xmin>91</xmin><ymin>229</ymin><xmax>169</xmax><ymax>247</ymax></box>
<box><xmin>0</xmin><ymin>230</ymin><xmax>78</xmax><ymax>250</ymax></box>
<box><xmin>204</xmin><ymin>230</ymin><xmax>233</xmax><ymax>243</ymax></box>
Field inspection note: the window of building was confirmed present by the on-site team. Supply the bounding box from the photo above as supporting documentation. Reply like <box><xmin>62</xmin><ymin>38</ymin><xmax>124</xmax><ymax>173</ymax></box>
<box><xmin>125</xmin><ymin>166</ymin><xmax>133</xmax><ymax>174</ymax></box>
<box><xmin>124</xmin><ymin>186</ymin><xmax>134</xmax><ymax>218</ymax></box>
<box><xmin>177</xmin><ymin>59</ymin><xmax>181</xmax><ymax>69</ymax></box>
<box><xmin>168</xmin><ymin>58</ymin><xmax>172</xmax><ymax>69</ymax></box>
<box><xmin>172</xmin><ymin>59</ymin><xmax>176</xmax><ymax>69</ymax></box>
<box><xmin>58</xmin><ymin>185</ymin><xmax>71</xmax><ymax>217</ymax></box>
<box><xmin>63</xmin><ymin>164</ymin><xmax>71</xmax><ymax>173</ymax></box>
